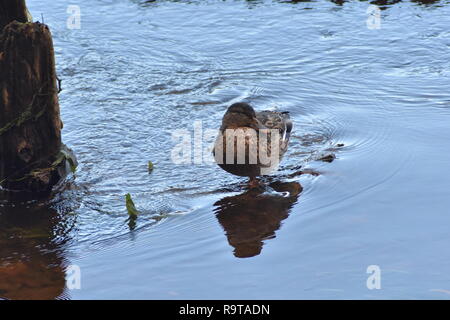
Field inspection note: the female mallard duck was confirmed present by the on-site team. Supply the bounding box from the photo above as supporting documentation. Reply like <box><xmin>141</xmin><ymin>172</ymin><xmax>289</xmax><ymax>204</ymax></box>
<box><xmin>213</xmin><ymin>102</ymin><xmax>292</xmax><ymax>187</ymax></box>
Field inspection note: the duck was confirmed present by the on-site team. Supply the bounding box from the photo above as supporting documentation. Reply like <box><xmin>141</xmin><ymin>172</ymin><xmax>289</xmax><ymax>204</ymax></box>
<box><xmin>213</xmin><ymin>102</ymin><xmax>292</xmax><ymax>187</ymax></box>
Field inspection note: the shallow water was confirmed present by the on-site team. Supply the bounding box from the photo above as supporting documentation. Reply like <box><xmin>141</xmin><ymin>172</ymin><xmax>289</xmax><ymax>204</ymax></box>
<box><xmin>1</xmin><ymin>0</ymin><xmax>450</xmax><ymax>299</ymax></box>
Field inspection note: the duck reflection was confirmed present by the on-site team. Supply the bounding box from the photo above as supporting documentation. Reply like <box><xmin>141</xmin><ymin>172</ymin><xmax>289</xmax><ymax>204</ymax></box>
<box><xmin>0</xmin><ymin>194</ymin><xmax>74</xmax><ymax>300</ymax></box>
<box><xmin>214</xmin><ymin>181</ymin><xmax>302</xmax><ymax>258</ymax></box>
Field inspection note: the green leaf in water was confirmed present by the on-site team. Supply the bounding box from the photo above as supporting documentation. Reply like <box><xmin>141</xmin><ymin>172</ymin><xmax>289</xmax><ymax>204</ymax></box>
<box><xmin>125</xmin><ymin>193</ymin><xmax>139</xmax><ymax>218</ymax></box>
<box><xmin>148</xmin><ymin>161</ymin><xmax>154</xmax><ymax>173</ymax></box>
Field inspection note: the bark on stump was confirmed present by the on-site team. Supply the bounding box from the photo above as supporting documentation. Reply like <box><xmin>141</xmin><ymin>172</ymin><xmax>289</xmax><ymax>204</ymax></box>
<box><xmin>0</xmin><ymin>16</ymin><xmax>76</xmax><ymax>194</ymax></box>
<box><xmin>0</xmin><ymin>0</ymin><xmax>31</xmax><ymax>31</ymax></box>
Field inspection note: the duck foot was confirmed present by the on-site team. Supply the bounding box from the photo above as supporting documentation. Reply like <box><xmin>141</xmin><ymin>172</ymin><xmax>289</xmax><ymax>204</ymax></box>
<box><xmin>248</xmin><ymin>177</ymin><xmax>263</xmax><ymax>189</ymax></box>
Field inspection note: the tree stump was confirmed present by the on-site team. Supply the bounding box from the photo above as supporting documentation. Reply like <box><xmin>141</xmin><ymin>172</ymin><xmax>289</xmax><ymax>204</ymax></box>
<box><xmin>0</xmin><ymin>6</ymin><xmax>76</xmax><ymax>194</ymax></box>
<box><xmin>0</xmin><ymin>0</ymin><xmax>31</xmax><ymax>31</ymax></box>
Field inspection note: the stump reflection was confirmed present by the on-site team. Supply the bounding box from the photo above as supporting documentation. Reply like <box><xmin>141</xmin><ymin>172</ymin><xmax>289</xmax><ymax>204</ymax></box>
<box><xmin>0</xmin><ymin>199</ymin><xmax>72</xmax><ymax>300</ymax></box>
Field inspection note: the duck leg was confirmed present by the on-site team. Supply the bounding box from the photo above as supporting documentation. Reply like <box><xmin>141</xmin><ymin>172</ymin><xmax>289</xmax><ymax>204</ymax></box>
<box><xmin>248</xmin><ymin>176</ymin><xmax>262</xmax><ymax>189</ymax></box>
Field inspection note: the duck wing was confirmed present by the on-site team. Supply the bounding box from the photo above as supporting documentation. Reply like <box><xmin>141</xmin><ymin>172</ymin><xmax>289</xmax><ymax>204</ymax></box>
<box><xmin>256</xmin><ymin>111</ymin><xmax>293</xmax><ymax>155</ymax></box>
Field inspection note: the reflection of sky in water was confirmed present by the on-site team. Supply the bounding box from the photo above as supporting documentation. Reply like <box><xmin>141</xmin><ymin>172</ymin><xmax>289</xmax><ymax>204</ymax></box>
<box><xmin>1</xmin><ymin>0</ymin><xmax>450</xmax><ymax>299</ymax></box>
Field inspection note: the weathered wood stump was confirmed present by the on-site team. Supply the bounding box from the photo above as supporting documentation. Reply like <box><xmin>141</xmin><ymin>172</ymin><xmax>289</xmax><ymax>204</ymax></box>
<box><xmin>0</xmin><ymin>2</ymin><xmax>76</xmax><ymax>194</ymax></box>
<box><xmin>0</xmin><ymin>0</ymin><xmax>31</xmax><ymax>31</ymax></box>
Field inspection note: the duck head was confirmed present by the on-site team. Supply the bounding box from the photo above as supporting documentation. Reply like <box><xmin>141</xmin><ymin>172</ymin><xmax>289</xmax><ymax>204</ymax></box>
<box><xmin>220</xmin><ymin>103</ymin><xmax>260</xmax><ymax>131</ymax></box>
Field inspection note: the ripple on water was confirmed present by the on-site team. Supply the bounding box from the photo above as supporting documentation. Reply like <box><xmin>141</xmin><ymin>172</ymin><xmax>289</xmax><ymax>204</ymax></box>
<box><xmin>4</xmin><ymin>0</ymin><xmax>449</xmax><ymax>299</ymax></box>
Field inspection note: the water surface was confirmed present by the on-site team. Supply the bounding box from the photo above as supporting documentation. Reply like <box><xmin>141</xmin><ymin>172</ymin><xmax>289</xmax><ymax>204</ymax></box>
<box><xmin>1</xmin><ymin>0</ymin><xmax>450</xmax><ymax>299</ymax></box>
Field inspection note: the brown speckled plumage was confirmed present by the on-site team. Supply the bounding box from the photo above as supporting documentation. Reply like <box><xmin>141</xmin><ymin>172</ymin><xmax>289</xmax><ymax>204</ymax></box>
<box><xmin>213</xmin><ymin>102</ymin><xmax>292</xmax><ymax>179</ymax></box>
